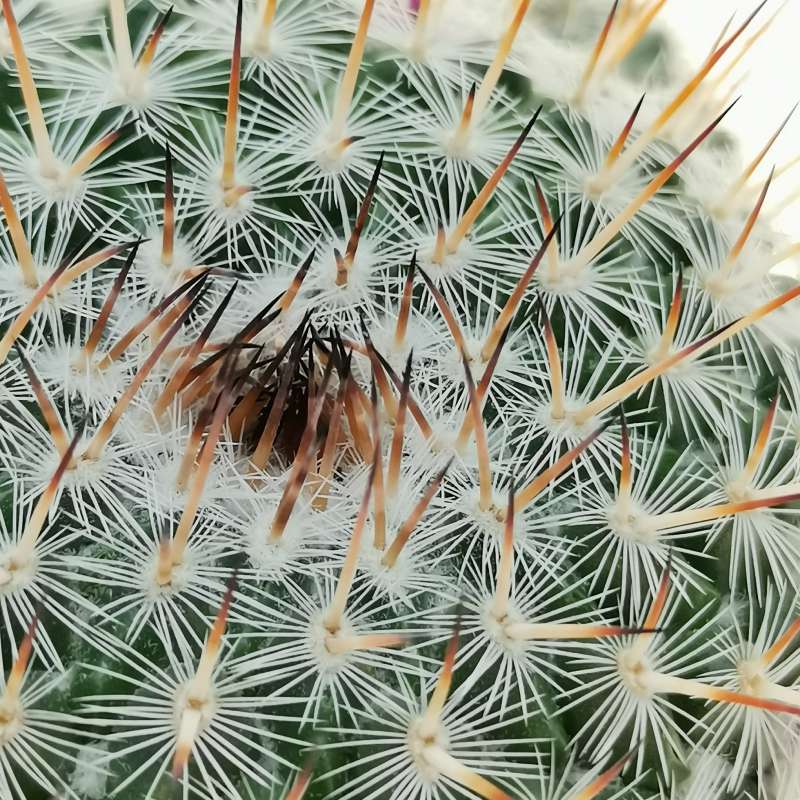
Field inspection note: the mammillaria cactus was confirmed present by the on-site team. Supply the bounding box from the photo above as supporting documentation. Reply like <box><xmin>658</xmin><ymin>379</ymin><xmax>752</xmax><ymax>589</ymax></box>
<box><xmin>1</xmin><ymin>0</ymin><xmax>799</xmax><ymax>798</ymax></box>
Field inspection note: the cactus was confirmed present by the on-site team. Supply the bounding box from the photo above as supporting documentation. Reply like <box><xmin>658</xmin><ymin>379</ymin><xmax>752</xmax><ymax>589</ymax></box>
<box><xmin>0</xmin><ymin>0</ymin><xmax>799</xmax><ymax>798</ymax></box>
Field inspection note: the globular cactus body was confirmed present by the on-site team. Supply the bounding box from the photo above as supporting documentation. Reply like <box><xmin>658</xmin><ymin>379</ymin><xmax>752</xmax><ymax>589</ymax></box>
<box><xmin>0</xmin><ymin>1</ymin><xmax>799</xmax><ymax>799</ymax></box>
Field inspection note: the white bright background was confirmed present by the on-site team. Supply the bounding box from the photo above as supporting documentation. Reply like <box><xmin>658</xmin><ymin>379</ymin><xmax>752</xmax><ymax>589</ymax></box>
<box><xmin>661</xmin><ymin>1</ymin><xmax>800</xmax><ymax>240</ymax></box>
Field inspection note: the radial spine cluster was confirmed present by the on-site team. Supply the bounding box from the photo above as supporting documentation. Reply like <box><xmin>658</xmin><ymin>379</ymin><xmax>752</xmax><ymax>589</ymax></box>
<box><xmin>0</xmin><ymin>0</ymin><xmax>799</xmax><ymax>798</ymax></box>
